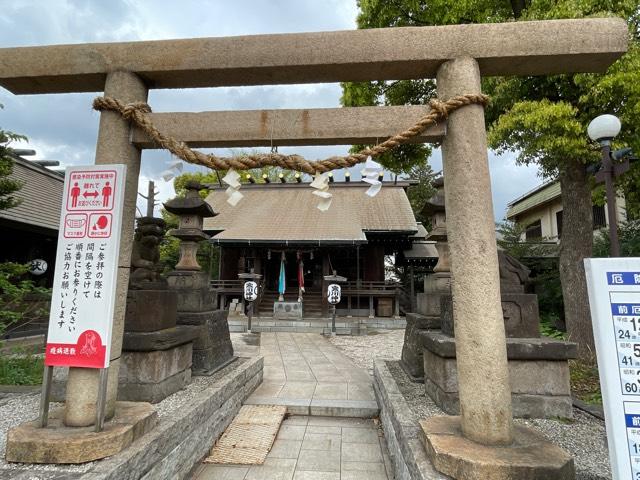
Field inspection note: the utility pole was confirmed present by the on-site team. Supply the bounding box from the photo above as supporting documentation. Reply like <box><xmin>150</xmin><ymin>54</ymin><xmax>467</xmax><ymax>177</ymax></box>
<box><xmin>138</xmin><ymin>180</ymin><xmax>160</xmax><ymax>218</ymax></box>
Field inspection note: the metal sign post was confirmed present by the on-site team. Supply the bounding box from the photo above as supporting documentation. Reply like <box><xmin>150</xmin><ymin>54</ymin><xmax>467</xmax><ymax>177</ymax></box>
<box><xmin>324</xmin><ymin>271</ymin><xmax>346</xmax><ymax>336</ymax></box>
<box><xmin>40</xmin><ymin>165</ymin><xmax>126</xmax><ymax>431</ymax></box>
<box><xmin>38</xmin><ymin>366</ymin><xmax>54</xmax><ymax>428</ymax></box>
<box><xmin>585</xmin><ymin>258</ymin><xmax>640</xmax><ymax>480</ymax></box>
<box><xmin>239</xmin><ymin>269</ymin><xmax>262</xmax><ymax>334</ymax></box>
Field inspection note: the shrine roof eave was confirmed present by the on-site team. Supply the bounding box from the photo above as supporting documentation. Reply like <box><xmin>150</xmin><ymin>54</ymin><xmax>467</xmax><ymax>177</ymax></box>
<box><xmin>207</xmin><ymin>238</ymin><xmax>368</xmax><ymax>247</ymax></box>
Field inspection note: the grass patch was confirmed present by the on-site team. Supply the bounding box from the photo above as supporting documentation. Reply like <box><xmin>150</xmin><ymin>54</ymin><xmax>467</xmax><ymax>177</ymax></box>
<box><xmin>570</xmin><ymin>359</ymin><xmax>602</xmax><ymax>405</ymax></box>
<box><xmin>0</xmin><ymin>354</ymin><xmax>44</xmax><ymax>385</ymax></box>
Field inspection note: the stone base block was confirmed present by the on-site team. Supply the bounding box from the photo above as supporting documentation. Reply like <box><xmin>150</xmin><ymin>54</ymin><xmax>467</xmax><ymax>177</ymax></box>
<box><xmin>178</xmin><ymin>310</ymin><xmax>234</xmax><ymax>373</ymax></box>
<box><xmin>274</xmin><ymin>301</ymin><xmax>303</xmax><ymax>319</ymax></box>
<box><xmin>422</xmin><ymin>332</ymin><xmax>576</xmax><ymax>419</ymax></box>
<box><xmin>424</xmin><ymin>377</ymin><xmax>574</xmax><ymax>419</ymax></box>
<box><xmin>122</xmin><ymin>325</ymin><xmax>200</xmax><ymax>351</ymax></box>
<box><xmin>420</xmin><ymin>416</ymin><xmax>575</xmax><ymax>480</ymax></box>
<box><xmin>118</xmin><ymin>343</ymin><xmax>192</xmax><ymax>403</ymax></box>
<box><xmin>118</xmin><ymin>368</ymin><xmax>192</xmax><ymax>403</ymax></box>
<box><xmin>125</xmin><ymin>289</ymin><xmax>178</xmax><ymax>332</ymax></box>
<box><xmin>167</xmin><ymin>272</ymin><xmax>215</xmax><ymax>312</ymax></box>
<box><xmin>120</xmin><ymin>343</ymin><xmax>192</xmax><ymax>384</ymax></box>
<box><xmin>400</xmin><ymin>313</ymin><xmax>440</xmax><ymax>381</ymax></box>
<box><xmin>5</xmin><ymin>401</ymin><xmax>157</xmax><ymax>464</ymax></box>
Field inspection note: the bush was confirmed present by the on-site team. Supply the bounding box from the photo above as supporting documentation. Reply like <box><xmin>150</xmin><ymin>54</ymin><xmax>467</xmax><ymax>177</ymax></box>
<box><xmin>593</xmin><ymin>219</ymin><xmax>640</xmax><ymax>257</ymax></box>
<box><xmin>0</xmin><ymin>262</ymin><xmax>51</xmax><ymax>339</ymax></box>
<box><xmin>0</xmin><ymin>353</ymin><xmax>43</xmax><ymax>385</ymax></box>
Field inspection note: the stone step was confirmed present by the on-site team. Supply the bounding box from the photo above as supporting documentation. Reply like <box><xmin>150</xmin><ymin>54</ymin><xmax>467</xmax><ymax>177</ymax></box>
<box><xmin>244</xmin><ymin>396</ymin><xmax>379</xmax><ymax>418</ymax></box>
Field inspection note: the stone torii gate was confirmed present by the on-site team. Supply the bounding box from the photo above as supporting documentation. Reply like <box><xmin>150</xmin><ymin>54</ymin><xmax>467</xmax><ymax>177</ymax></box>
<box><xmin>0</xmin><ymin>17</ymin><xmax>627</xmax><ymax>477</ymax></box>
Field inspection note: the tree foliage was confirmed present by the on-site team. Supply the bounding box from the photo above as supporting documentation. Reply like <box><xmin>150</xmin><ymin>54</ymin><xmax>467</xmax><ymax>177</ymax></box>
<box><xmin>0</xmin><ymin>109</ymin><xmax>26</xmax><ymax>211</ymax></box>
<box><xmin>345</xmin><ymin>0</ymin><xmax>640</xmax><ymax>360</ymax></box>
<box><xmin>593</xmin><ymin>219</ymin><xmax>640</xmax><ymax>257</ymax></box>
<box><xmin>404</xmin><ymin>162</ymin><xmax>437</xmax><ymax>226</ymax></box>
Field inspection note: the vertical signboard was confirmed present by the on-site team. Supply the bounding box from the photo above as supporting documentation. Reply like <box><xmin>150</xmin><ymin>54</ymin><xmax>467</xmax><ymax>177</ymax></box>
<box><xmin>585</xmin><ymin>258</ymin><xmax>640</xmax><ymax>480</ymax></box>
<box><xmin>45</xmin><ymin>165</ymin><xmax>126</xmax><ymax>369</ymax></box>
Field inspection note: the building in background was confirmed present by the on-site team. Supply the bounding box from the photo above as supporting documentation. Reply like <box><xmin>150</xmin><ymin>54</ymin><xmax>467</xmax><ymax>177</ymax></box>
<box><xmin>0</xmin><ymin>155</ymin><xmax>63</xmax><ymax>287</ymax></box>
<box><xmin>204</xmin><ymin>181</ymin><xmax>435</xmax><ymax>319</ymax></box>
<box><xmin>506</xmin><ymin>180</ymin><xmax>626</xmax><ymax>243</ymax></box>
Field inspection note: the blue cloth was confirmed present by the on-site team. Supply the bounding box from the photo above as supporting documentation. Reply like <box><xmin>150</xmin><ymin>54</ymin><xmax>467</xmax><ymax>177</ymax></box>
<box><xmin>278</xmin><ymin>259</ymin><xmax>286</xmax><ymax>295</ymax></box>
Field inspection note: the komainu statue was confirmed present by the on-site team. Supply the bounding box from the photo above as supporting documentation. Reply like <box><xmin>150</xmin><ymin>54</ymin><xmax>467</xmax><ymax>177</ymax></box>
<box><xmin>129</xmin><ymin>217</ymin><xmax>167</xmax><ymax>289</ymax></box>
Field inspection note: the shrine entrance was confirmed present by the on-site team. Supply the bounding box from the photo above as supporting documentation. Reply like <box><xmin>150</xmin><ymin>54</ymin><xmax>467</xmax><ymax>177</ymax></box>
<box><xmin>0</xmin><ymin>16</ymin><xmax>627</xmax><ymax>479</ymax></box>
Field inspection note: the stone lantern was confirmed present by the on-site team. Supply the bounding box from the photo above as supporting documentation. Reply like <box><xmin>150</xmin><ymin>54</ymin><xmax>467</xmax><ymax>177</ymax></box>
<box><xmin>163</xmin><ymin>180</ymin><xmax>216</xmax><ymax>270</ymax></box>
<box><xmin>422</xmin><ymin>177</ymin><xmax>450</xmax><ymax>273</ymax></box>
<box><xmin>400</xmin><ymin>176</ymin><xmax>452</xmax><ymax>381</ymax></box>
<box><xmin>163</xmin><ymin>181</ymin><xmax>234</xmax><ymax>374</ymax></box>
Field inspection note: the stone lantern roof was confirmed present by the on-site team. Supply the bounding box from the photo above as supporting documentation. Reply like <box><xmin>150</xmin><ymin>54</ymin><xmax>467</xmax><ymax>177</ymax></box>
<box><xmin>163</xmin><ymin>181</ymin><xmax>217</xmax><ymax>218</ymax></box>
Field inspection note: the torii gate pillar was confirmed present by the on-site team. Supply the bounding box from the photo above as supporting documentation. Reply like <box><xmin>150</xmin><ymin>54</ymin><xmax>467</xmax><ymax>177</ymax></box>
<box><xmin>420</xmin><ymin>57</ymin><xmax>573</xmax><ymax>478</ymax></box>
<box><xmin>64</xmin><ymin>71</ymin><xmax>148</xmax><ymax>427</ymax></box>
<box><xmin>436</xmin><ymin>57</ymin><xmax>513</xmax><ymax>445</ymax></box>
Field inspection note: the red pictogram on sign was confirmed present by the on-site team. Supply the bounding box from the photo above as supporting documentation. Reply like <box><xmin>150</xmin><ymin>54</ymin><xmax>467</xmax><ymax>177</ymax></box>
<box><xmin>66</xmin><ymin>170</ymin><xmax>117</xmax><ymax>211</ymax></box>
<box><xmin>88</xmin><ymin>213</ymin><xmax>112</xmax><ymax>238</ymax></box>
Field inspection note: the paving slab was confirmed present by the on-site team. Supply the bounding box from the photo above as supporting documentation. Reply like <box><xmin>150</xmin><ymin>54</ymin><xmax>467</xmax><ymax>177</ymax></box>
<box><xmin>195</xmin><ymin>416</ymin><xmax>391</xmax><ymax>480</ymax></box>
<box><xmin>244</xmin><ymin>333</ymin><xmax>379</xmax><ymax>418</ymax></box>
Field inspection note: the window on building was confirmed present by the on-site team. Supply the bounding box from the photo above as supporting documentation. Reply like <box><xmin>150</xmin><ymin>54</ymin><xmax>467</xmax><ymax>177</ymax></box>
<box><xmin>525</xmin><ymin>219</ymin><xmax>542</xmax><ymax>240</ymax></box>
<box><xmin>593</xmin><ymin>204</ymin><xmax>607</xmax><ymax>229</ymax></box>
<box><xmin>556</xmin><ymin>211</ymin><xmax>563</xmax><ymax>239</ymax></box>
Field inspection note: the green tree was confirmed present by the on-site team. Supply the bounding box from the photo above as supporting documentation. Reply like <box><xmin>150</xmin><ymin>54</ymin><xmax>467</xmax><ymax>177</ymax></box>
<box><xmin>0</xmin><ymin>113</ymin><xmax>26</xmax><ymax>210</ymax></box>
<box><xmin>0</xmin><ymin>118</ymin><xmax>50</xmax><ymax>341</ymax></box>
<box><xmin>405</xmin><ymin>162</ymin><xmax>437</xmax><ymax>226</ymax></box>
<box><xmin>344</xmin><ymin>0</ymin><xmax>640</xmax><ymax>361</ymax></box>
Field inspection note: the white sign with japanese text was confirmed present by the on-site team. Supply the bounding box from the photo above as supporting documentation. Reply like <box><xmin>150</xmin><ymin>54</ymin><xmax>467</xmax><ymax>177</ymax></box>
<box><xmin>585</xmin><ymin>258</ymin><xmax>640</xmax><ymax>480</ymax></box>
<box><xmin>45</xmin><ymin>165</ymin><xmax>126</xmax><ymax>369</ymax></box>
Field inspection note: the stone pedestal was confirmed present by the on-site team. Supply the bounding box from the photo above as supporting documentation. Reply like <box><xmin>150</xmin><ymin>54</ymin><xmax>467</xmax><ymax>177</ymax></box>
<box><xmin>420</xmin><ymin>416</ymin><xmax>575</xmax><ymax>479</ymax></box>
<box><xmin>125</xmin><ymin>289</ymin><xmax>178</xmax><ymax>332</ymax></box>
<box><xmin>118</xmin><ymin>288</ymin><xmax>197</xmax><ymax>403</ymax></box>
<box><xmin>168</xmin><ymin>271</ymin><xmax>234</xmax><ymax>374</ymax></box>
<box><xmin>5</xmin><ymin>402</ymin><xmax>157</xmax><ymax>464</ymax></box>
<box><xmin>400</xmin><ymin>313</ymin><xmax>440</xmax><ymax>381</ymax></box>
<box><xmin>422</xmin><ymin>332</ymin><xmax>576</xmax><ymax>418</ymax></box>
<box><xmin>402</xmin><ymin>271</ymin><xmax>450</xmax><ymax>379</ymax></box>
<box><xmin>424</xmin><ymin>250</ymin><xmax>578</xmax><ymax>419</ymax></box>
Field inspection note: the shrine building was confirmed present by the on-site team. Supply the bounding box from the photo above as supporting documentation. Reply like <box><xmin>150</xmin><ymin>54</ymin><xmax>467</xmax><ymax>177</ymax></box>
<box><xmin>204</xmin><ymin>179</ymin><xmax>436</xmax><ymax>322</ymax></box>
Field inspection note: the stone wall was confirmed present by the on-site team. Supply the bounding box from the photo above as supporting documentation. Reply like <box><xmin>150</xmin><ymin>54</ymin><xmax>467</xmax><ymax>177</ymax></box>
<box><xmin>373</xmin><ymin>359</ymin><xmax>447</xmax><ymax>480</ymax></box>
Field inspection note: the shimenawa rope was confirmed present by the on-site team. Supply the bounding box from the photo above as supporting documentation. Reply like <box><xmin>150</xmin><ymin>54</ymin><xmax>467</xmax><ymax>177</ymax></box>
<box><xmin>92</xmin><ymin>93</ymin><xmax>489</xmax><ymax>175</ymax></box>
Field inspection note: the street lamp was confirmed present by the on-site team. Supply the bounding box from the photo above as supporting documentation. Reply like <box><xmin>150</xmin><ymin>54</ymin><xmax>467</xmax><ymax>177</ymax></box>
<box><xmin>588</xmin><ymin>114</ymin><xmax>622</xmax><ymax>257</ymax></box>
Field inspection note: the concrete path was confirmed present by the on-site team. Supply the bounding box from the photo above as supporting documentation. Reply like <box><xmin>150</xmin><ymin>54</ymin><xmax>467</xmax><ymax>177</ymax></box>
<box><xmin>194</xmin><ymin>415</ymin><xmax>393</xmax><ymax>480</ymax></box>
<box><xmin>243</xmin><ymin>332</ymin><xmax>378</xmax><ymax>417</ymax></box>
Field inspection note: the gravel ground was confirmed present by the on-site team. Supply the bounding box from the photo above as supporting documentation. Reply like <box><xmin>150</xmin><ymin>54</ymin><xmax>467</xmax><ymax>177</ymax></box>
<box><xmin>326</xmin><ymin>329</ymin><xmax>611</xmax><ymax>480</ymax></box>
<box><xmin>387</xmin><ymin>361</ymin><xmax>612</xmax><ymax>480</ymax></box>
<box><xmin>0</xmin><ymin>358</ymin><xmax>246</xmax><ymax>476</ymax></box>
<box><xmin>326</xmin><ymin>329</ymin><xmax>405</xmax><ymax>375</ymax></box>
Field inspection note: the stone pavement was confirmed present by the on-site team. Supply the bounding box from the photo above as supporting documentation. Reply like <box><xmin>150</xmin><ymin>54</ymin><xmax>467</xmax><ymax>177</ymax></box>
<box><xmin>243</xmin><ymin>332</ymin><xmax>378</xmax><ymax>417</ymax></box>
<box><xmin>194</xmin><ymin>415</ymin><xmax>393</xmax><ymax>480</ymax></box>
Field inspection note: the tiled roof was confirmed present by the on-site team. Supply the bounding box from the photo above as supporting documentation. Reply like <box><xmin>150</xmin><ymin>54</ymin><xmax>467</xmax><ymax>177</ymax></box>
<box><xmin>203</xmin><ymin>183</ymin><xmax>418</xmax><ymax>244</ymax></box>
<box><xmin>0</xmin><ymin>157</ymin><xmax>64</xmax><ymax>231</ymax></box>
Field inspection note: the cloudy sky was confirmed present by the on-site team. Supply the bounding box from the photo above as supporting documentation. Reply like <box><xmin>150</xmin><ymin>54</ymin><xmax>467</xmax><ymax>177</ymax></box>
<box><xmin>0</xmin><ymin>0</ymin><xmax>541</xmax><ymax>220</ymax></box>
